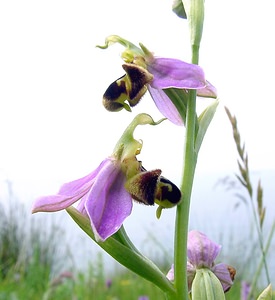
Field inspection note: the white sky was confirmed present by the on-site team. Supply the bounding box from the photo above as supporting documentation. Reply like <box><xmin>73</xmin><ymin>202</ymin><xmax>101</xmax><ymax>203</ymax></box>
<box><xmin>1</xmin><ymin>0</ymin><xmax>275</xmax><ymax>200</ymax></box>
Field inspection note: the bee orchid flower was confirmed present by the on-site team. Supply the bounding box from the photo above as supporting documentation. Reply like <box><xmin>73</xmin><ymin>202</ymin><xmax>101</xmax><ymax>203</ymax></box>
<box><xmin>167</xmin><ymin>230</ymin><xmax>235</xmax><ymax>293</ymax></box>
<box><xmin>32</xmin><ymin>114</ymin><xmax>181</xmax><ymax>241</ymax></box>
<box><xmin>97</xmin><ymin>35</ymin><xmax>207</xmax><ymax>126</ymax></box>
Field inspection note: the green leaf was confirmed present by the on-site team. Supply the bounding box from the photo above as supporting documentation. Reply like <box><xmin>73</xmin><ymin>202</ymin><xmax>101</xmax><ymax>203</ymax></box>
<box><xmin>195</xmin><ymin>99</ymin><xmax>219</xmax><ymax>153</ymax></box>
<box><xmin>66</xmin><ymin>207</ymin><xmax>176</xmax><ymax>295</ymax></box>
<box><xmin>164</xmin><ymin>88</ymin><xmax>197</xmax><ymax>127</ymax></box>
<box><xmin>164</xmin><ymin>88</ymin><xmax>188</xmax><ymax>122</ymax></box>
<box><xmin>208</xmin><ymin>271</ymin><xmax>226</xmax><ymax>299</ymax></box>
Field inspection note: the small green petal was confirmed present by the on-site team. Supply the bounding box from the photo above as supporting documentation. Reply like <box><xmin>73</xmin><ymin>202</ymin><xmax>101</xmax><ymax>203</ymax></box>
<box><xmin>96</xmin><ymin>35</ymin><xmax>139</xmax><ymax>51</ymax></box>
<box><xmin>97</xmin><ymin>35</ymin><xmax>144</xmax><ymax>63</ymax></box>
<box><xmin>113</xmin><ymin>114</ymin><xmax>165</xmax><ymax>162</ymax></box>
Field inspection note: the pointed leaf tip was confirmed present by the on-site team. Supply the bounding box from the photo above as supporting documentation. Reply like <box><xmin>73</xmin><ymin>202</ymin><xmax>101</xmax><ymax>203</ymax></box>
<box><xmin>172</xmin><ymin>0</ymin><xmax>187</xmax><ymax>19</ymax></box>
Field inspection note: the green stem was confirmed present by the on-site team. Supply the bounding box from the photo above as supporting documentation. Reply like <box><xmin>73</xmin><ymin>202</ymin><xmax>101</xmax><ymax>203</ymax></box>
<box><xmin>174</xmin><ymin>90</ymin><xmax>197</xmax><ymax>298</ymax></box>
<box><xmin>191</xmin><ymin>45</ymin><xmax>200</xmax><ymax>64</ymax></box>
<box><xmin>249</xmin><ymin>194</ymin><xmax>270</xmax><ymax>283</ymax></box>
<box><xmin>248</xmin><ymin>221</ymin><xmax>275</xmax><ymax>299</ymax></box>
<box><xmin>174</xmin><ymin>45</ymin><xmax>200</xmax><ymax>299</ymax></box>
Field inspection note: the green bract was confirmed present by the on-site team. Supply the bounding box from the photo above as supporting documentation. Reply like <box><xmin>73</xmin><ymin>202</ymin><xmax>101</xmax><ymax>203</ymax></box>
<box><xmin>192</xmin><ymin>269</ymin><xmax>225</xmax><ymax>300</ymax></box>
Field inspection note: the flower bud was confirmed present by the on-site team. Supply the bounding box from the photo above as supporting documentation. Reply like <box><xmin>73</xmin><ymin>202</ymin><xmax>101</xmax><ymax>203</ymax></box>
<box><xmin>182</xmin><ymin>0</ymin><xmax>204</xmax><ymax>47</ymax></box>
<box><xmin>192</xmin><ymin>269</ymin><xmax>225</xmax><ymax>300</ymax></box>
<box><xmin>257</xmin><ymin>284</ymin><xmax>273</xmax><ymax>300</ymax></box>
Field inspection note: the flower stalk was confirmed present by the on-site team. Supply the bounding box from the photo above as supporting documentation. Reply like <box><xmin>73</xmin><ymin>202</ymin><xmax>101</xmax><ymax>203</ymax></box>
<box><xmin>174</xmin><ymin>88</ymin><xmax>198</xmax><ymax>299</ymax></box>
<box><xmin>174</xmin><ymin>1</ymin><xmax>203</xmax><ymax>297</ymax></box>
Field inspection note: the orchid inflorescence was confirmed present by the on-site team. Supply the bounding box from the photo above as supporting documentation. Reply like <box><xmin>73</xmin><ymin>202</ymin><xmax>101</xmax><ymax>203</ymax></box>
<box><xmin>31</xmin><ymin>1</ymin><xmax>240</xmax><ymax>299</ymax></box>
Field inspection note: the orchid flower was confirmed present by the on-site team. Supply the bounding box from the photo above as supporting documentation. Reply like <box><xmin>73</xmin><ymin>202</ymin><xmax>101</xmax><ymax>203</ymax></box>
<box><xmin>97</xmin><ymin>35</ymin><xmax>207</xmax><ymax>126</ymax></box>
<box><xmin>167</xmin><ymin>230</ymin><xmax>235</xmax><ymax>294</ymax></box>
<box><xmin>32</xmin><ymin>114</ymin><xmax>181</xmax><ymax>241</ymax></box>
<box><xmin>241</xmin><ymin>281</ymin><xmax>251</xmax><ymax>300</ymax></box>
<box><xmin>138</xmin><ymin>296</ymin><xmax>149</xmax><ymax>300</ymax></box>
